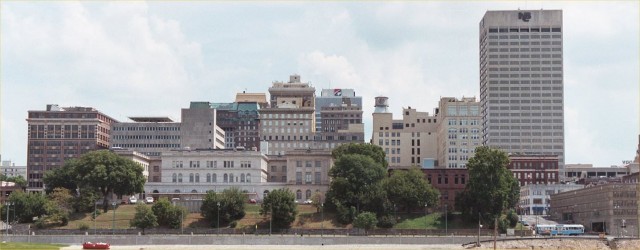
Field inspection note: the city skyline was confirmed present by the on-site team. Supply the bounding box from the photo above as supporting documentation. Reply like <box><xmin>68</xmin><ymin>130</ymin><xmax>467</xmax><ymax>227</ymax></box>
<box><xmin>1</xmin><ymin>2</ymin><xmax>638</xmax><ymax>167</ymax></box>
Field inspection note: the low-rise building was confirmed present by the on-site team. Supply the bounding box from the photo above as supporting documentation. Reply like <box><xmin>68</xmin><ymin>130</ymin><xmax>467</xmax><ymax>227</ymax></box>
<box><xmin>509</xmin><ymin>155</ymin><xmax>560</xmax><ymax>186</ymax></box>
<box><xmin>1</xmin><ymin>160</ymin><xmax>26</xmax><ymax>179</ymax></box>
<box><xmin>550</xmin><ymin>183</ymin><xmax>637</xmax><ymax>235</ymax></box>
<box><xmin>519</xmin><ymin>183</ymin><xmax>582</xmax><ymax>215</ymax></box>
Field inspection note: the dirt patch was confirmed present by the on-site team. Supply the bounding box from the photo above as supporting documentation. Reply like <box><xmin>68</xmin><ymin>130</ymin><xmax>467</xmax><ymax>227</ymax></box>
<box><xmin>479</xmin><ymin>238</ymin><xmax>609</xmax><ymax>249</ymax></box>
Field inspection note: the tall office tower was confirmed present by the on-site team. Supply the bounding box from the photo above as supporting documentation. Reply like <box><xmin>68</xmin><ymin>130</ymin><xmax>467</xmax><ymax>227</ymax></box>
<box><xmin>111</xmin><ymin>117</ymin><xmax>182</xmax><ymax>158</ymax></box>
<box><xmin>260</xmin><ymin>75</ymin><xmax>316</xmax><ymax>156</ymax></box>
<box><xmin>181</xmin><ymin>102</ymin><xmax>226</xmax><ymax>150</ymax></box>
<box><xmin>315</xmin><ymin>89</ymin><xmax>362</xmax><ymax>131</ymax></box>
<box><xmin>479</xmin><ymin>10</ymin><xmax>565</xmax><ymax>172</ymax></box>
<box><xmin>314</xmin><ymin>88</ymin><xmax>365</xmax><ymax>148</ymax></box>
<box><xmin>372</xmin><ymin>97</ymin><xmax>438</xmax><ymax>169</ymax></box>
<box><xmin>211</xmin><ymin>101</ymin><xmax>261</xmax><ymax>150</ymax></box>
<box><xmin>436</xmin><ymin>97</ymin><xmax>482</xmax><ymax>168</ymax></box>
<box><xmin>26</xmin><ymin>104</ymin><xmax>117</xmax><ymax>191</ymax></box>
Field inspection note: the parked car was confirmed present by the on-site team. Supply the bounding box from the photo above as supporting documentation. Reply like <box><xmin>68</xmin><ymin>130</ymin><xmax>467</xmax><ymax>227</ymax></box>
<box><xmin>303</xmin><ymin>199</ymin><xmax>313</xmax><ymax>204</ymax></box>
<box><xmin>145</xmin><ymin>197</ymin><xmax>154</xmax><ymax>204</ymax></box>
<box><xmin>128</xmin><ymin>196</ymin><xmax>138</xmax><ymax>204</ymax></box>
<box><xmin>248</xmin><ymin>199</ymin><xmax>257</xmax><ymax>204</ymax></box>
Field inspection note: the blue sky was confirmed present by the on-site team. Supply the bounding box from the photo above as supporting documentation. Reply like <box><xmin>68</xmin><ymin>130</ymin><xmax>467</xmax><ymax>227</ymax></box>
<box><xmin>1</xmin><ymin>1</ymin><xmax>638</xmax><ymax>167</ymax></box>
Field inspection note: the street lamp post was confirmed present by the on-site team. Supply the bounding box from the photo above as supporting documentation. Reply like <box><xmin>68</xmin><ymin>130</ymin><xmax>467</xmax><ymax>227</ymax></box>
<box><xmin>424</xmin><ymin>203</ymin><xmax>428</xmax><ymax>237</ymax></box>
<box><xmin>269</xmin><ymin>205</ymin><xmax>272</xmax><ymax>236</ymax></box>
<box><xmin>5</xmin><ymin>202</ymin><xmax>13</xmax><ymax>237</ymax></box>
<box><xmin>217</xmin><ymin>202</ymin><xmax>220</xmax><ymax>235</ymax></box>
<box><xmin>111</xmin><ymin>202</ymin><xmax>116</xmax><ymax>235</ymax></box>
<box><xmin>94</xmin><ymin>201</ymin><xmax>98</xmax><ymax>235</ymax></box>
<box><xmin>321</xmin><ymin>203</ymin><xmax>324</xmax><ymax>237</ymax></box>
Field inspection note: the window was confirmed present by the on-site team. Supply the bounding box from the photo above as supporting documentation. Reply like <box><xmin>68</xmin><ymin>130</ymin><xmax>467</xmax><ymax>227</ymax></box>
<box><xmin>246</xmin><ymin>173</ymin><xmax>251</xmax><ymax>183</ymax></box>
<box><xmin>212</xmin><ymin>174</ymin><xmax>217</xmax><ymax>183</ymax></box>
<box><xmin>296</xmin><ymin>172</ymin><xmax>302</xmax><ymax>184</ymax></box>
<box><xmin>315</xmin><ymin>161</ymin><xmax>322</xmax><ymax>168</ymax></box>
<box><xmin>240</xmin><ymin>173</ymin><xmax>245</xmax><ymax>182</ymax></box>
<box><xmin>296</xmin><ymin>190</ymin><xmax>302</xmax><ymax>200</ymax></box>
<box><xmin>189</xmin><ymin>173</ymin><xmax>194</xmax><ymax>183</ymax></box>
<box><xmin>172</xmin><ymin>173</ymin><xmax>177</xmax><ymax>183</ymax></box>
<box><xmin>306</xmin><ymin>190</ymin><xmax>312</xmax><ymax>199</ymax></box>
<box><xmin>206</xmin><ymin>173</ymin><xmax>211</xmax><ymax>182</ymax></box>
<box><xmin>224</xmin><ymin>174</ymin><xmax>228</xmax><ymax>183</ymax></box>
<box><xmin>305</xmin><ymin>172</ymin><xmax>312</xmax><ymax>184</ymax></box>
<box><xmin>178</xmin><ymin>173</ymin><xmax>183</xmax><ymax>183</ymax></box>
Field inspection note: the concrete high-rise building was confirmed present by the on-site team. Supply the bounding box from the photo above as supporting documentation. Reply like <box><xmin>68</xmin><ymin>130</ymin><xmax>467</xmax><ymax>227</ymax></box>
<box><xmin>260</xmin><ymin>75</ymin><xmax>316</xmax><ymax>156</ymax></box>
<box><xmin>181</xmin><ymin>102</ymin><xmax>225</xmax><ymax>150</ymax></box>
<box><xmin>372</xmin><ymin>96</ymin><xmax>438</xmax><ymax>168</ymax></box>
<box><xmin>315</xmin><ymin>89</ymin><xmax>362</xmax><ymax>131</ymax></box>
<box><xmin>111</xmin><ymin>117</ymin><xmax>181</xmax><ymax>158</ymax></box>
<box><xmin>436</xmin><ymin>97</ymin><xmax>482</xmax><ymax>168</ymax></box>
<box><xmin>26</xmin><ymin>104</ymin><xmax>117</xmax><ymax>191</ymax></box>
<box><xmin>479</xmin><ymin>10</ymin><xmax>565</xmax><ymax>172</ymax></box>
<box><xmin>210</xmin><ymin>102</ymin><xmax>261</xmax><ymax>150</ymax></box>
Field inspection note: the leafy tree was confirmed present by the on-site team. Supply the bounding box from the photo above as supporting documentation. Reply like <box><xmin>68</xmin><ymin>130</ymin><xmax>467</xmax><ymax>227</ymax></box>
<box><xmin>69</xmin><ymin>150</ymin><xmax>146</xmax><ymax>212</ymax></box>
<box><xmin>310</xmin><ymin>191</ymin><xmax>325</xmax><ymax>213</ymax></box>
<box><xmin>130</xmin><ymin>203</ymin><xmax>158</xmax><ymax>234</ymax></box>
<box><xmin>331</xmin><ymin>143</ymin><xmax>388</xmax><ymax>168</ymax></box>
<box><xmin>200</xmin><ymin>188</ymin><xmax>246</xmax><ymax>226</ymax></box>
<box><xmin>353</xmin><ymin>212</ymin><xmax>377</xmax><ymax>235</ymax></box>
<box><xmin>152</xmin><ymin>198</ymin><xmax>186</xmax><ymax>229</ymax></box>
<box><xmin>455</xmin><ymin>146</ymin><xmax>519</xmax><ymax>225</ymax></box>
<box><xmin>44</xmin><ymin>188</ymin><xmax>74</xmax><ymax>226</ymax></box>
<box><xmin>74</xmin><ymin>188</ymin><xmax>101</xmax><ymax>213</ymax></box>
<box><xmin>0</xmin><ymin>174</ymin><xmax>27</xmax><ymax>188</ymax></box>
<box><xmin>1</xmin><ymin>190</ymin><xmax>48</xmax><ymax>223</ymax></box>
<box><xmin>260</xmin><ymin>188</ymin><xmax>297</xmax><ymax>229</ymax></box>
<box><xmin>43</xmin><ymin>163</ymin><xmax>77</xmax><ymax>193</ymax></box>
<box><xmin>384</xmin><ymin>167</ymin><xmax>440</xmax><ymax>213</ymax></box>
<box><xmin>325</xmin><ymin>154</ymin><xmax>387</xmax><ymax>223</ymax></box>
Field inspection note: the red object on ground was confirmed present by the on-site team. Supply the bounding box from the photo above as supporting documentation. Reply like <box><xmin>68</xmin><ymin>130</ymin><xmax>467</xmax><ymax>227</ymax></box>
<box><xmin>83</xmin><ymin>242</ymin><xmax>110</xmax><ymax>249</ymax></box>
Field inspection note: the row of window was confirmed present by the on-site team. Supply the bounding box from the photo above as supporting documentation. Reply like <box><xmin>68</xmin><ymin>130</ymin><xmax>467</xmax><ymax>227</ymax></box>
<box><xmin>113</xmin><ymin>126</ymin><xmax>180</xmax><ymax>131</ymax></box>
<box><xmin>295</xmin><ymin>160</ymin><xmax>324</xmax><ymax>168</ymax></box>
<box><xmin>112</xmin><ymin>135</ymin><xmax>180</xmax><ymax>140</ymax></box>
<box><xmin>487</xmin><ymin>27</ymin><xmax>561</xmax><ymax>33</ymax></box>
<box><xmin>261</xmin><ymin>113</ymin><xmax>312</xmax><ymax>119</ymax></box>
<box><xmin>295</xmin><ymin>172</ymin><xmax>322</xmax><ymax>184</ymax></box>
<box><xmin>112</xmin><ymin>144</ymin><xmax>180</xmax><ymax>148</ymax></box>
<box><xmin>171</xmin><ymin>173</ymin><xmax>252</xmax><ymax>183</ymax></box>
<box><xmin>488</xmin><ymin>34</ymin><xmax>562</xmax><ymax>39</ymax></box>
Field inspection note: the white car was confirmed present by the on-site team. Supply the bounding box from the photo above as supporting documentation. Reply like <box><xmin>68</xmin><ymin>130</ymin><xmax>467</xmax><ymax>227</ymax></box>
<box><xmin>145</xmin><ymin>197</ymin><xmax>154</xmax><ymax>204</ymax></box>
<box><xmin>128</xmin><ymin>196</ymin><xmax>138</xmax><ymax>204</ymax></box>
<box><xmin>303</xmin><ymin>199</ymin><xmax>313</xmax><ymax>204</ymax></box>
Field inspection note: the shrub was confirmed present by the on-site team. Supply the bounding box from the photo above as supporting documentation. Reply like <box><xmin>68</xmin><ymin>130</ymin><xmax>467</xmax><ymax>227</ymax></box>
<box><xmin>376</xmin><ymin>215</ymin><xmax>396</xmax><ymax>228</ymax></box>
<box><xmin>353</xmin><ymin>212</ymin><xmax>378</xmax><ymax>232</ymax></box>
<box><xmin>78</xmin><ymin>222</ymin><xmax>90</xmax><ymax>230</ymax></box>
<box><xmin>506</xmin><ymin>210</ymin><xmax>519</xmax><ymax>227</ymax></box>
<box><xmin>229</xmin><ymin>221</ymin><xmax>237</xmax><ymax>228</ymax></box>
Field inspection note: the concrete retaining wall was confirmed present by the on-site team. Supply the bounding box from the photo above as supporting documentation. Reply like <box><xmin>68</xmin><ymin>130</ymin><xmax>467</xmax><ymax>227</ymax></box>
<box><xmin>5</xmin><ymin>235</ymin><xmax>489</xmax><ymax>246</ymax></box>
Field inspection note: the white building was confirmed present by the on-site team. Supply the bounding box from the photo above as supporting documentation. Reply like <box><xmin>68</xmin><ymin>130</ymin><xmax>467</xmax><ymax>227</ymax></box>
<box><xmin>519</xmin><ymin>183</ymin><xmax>582</xmax><ymax>215</ymax></box>
<box><xmin>1</xmin><ymin>160</ymin><xmax>26</xmax><ymax>179</ymax></box>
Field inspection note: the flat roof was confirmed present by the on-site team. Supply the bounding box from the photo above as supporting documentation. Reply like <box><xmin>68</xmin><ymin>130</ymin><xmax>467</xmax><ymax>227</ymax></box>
<box><xmin>128</xmin><ymin>117</ymin><xmax>174</xmax><ymax>122</ymax></box>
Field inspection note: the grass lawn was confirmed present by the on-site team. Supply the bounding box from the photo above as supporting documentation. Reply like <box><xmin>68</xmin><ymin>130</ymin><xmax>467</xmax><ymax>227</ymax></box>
<box><xmin>61</xmin><ymin>203</ymin><xmax>139</xmax><ymax>230</ymax></box>
<box><xmin>0</xmin><ymin>242</ymin><xmax>67</xmax><ymax>250</ymax></box>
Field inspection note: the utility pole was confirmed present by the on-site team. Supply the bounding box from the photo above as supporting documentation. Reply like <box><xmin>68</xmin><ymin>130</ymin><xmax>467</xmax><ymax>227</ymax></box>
<box><xmin>493</xmin><ymin>217</ymin><xmax>497</xmax><ymax>250</ymax></box>
<box><xmin>477</xmin><ymin>212</ymin><xmax>482</xmax><ymax>247</ymax></box>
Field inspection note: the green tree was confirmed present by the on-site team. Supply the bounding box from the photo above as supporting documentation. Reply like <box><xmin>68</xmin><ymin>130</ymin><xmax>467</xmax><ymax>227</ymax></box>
<box><xmin>455</xmin><ymin>146</ymin><xmax>519</xmax><ymax>225</ymax></box>
<box><xmin>310</xmin><ymin>191</ymin><xmax>325</xmax><ymax>213</ymax></box>
<box><xmin>325</xmin><ymin>154</ymin><xmax>387</xmax><ymax>223</ymax></box>
<box><xmin>383</xmin><ymin>167</ymin><xmax>440</xmax><ymax>213</ymax></box>
<box><xmin>353</xmin><ymin>212</ymin><xmax>377</xmax><ymax>235</ymax></box>
<box><xmin>152</xmin><ymin>198</ymin><xmax>174</xmax><ymax>226</ymax></box>
<box><xmin>200</xmin><ymin>188</ymin><xmax>246</xmax><ymax>226</ymax></box>
<box><xmin>331</xmin><ymin>143</ymin><xmax>388</xmax><ymax>168</ymax></box>
<box><xmin>260</xmin><ymin>188</ymin><xmax>297</xmax><ymax>229</ymax></box>
<box><xmin>70</xmin><ymin>150</ymin><xmax>146</xmax><ymax>212</ymax></box>
<box><xmin>43</xmin><ymin>163</ymin><xmax>77</xmax><ymax>193</ymax></box>
<box><xmin>130</xmin><ymin>203</ymin><xmax>158</xmax><ymax>234</ymax></box>
<box><xmin>44</xmin><ymin>188</ymin><xmax>74</xmax><ymax>226</ymax></box>
<box><xmin>166</xmin><ymin>205</ymin><xmax>187</xmax><ymax>229</ymax></box>
<box><xmin>1</xmin><ymin>190</ymin><xmax>48</xmax><ymax>223</ymax></box>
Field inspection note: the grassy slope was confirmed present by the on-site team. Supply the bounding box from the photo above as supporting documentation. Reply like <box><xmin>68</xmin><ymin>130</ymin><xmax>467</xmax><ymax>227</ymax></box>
<box><xmin>57</xmin><ymin>203</ymin><xmax>478</xmax><ymax>230</ymax></box>
<box><xmin>0</xmin><ymin>242</ymin><xmax>67</xmax><ymax>250</ymax></box>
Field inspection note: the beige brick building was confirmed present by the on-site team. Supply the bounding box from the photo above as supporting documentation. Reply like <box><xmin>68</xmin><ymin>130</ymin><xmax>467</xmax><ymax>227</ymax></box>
<box><xmin>436</xmin><ymin>97</ymin><xmax>482</xmax><ymax>168</ymax></box>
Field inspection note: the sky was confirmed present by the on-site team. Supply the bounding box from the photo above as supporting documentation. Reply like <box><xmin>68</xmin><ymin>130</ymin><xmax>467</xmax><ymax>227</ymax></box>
<box><xmin>1</xmin><ymin>1</ymin><xmax>638</xmax><ymax>167</ymax></box>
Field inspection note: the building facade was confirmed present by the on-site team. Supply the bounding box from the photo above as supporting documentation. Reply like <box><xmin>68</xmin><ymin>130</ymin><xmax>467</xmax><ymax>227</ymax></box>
<box><xmin>210</xmin><ymin>102</ymin><xmax>261</xmax><ymax>150</ymax></box>
<box><xmin>509</xmin><ymin>155</ymin><xmax>560</xmax><ymax>186</ymax></box>
<box><xmin>26</xmin><ymin>104</ymin><xmax>117</xmax><ymax>191</ymax></box>
<box><xmin>372</xmin><ymin>96</ymin><xmax>438</xmax><ymax>168</ymax></box>
<box><xmin>181</xmin><ymin>102</ymin><xmax>225</xmax><ymax>150</ymax></box>
<box><xmin>1</xmin><ymin>160</ymin><xmax>27</xmax><ymax>179</ymax></box>
<box><xmin>260</xmin><ymin>75</ymin><xmax>316</xmax><ymax>156</ymax></box>
<box><xmin>315</xmin><ymin>89</ymin><xmax>362</xmax><ymax>131</ymax></box>
<box><xmin>110</xmin><ymin>117</ymin><xmax>181</xmax><ymax>158</ymax></box>
<box><xmin>419</xmin><ymin>168</ymin><xmax>468</xmax><ymax>209</ymax></box>
<box><xmin>479</xmin><ymin>10</ymin><xmax>565</xmax><ymax>174</ymax></box>
<box><xmin>550</xmin><ymin>183</ymin><xmax>637</xmax><ymax>235</ymax></box>
<box><xmin>519</xmin><ymin>183</ymin><xmax>581</xmax><ymax>215</ymax></box>
<box><xmin>436</xmin><ymin>97</ymin><xmax>482</xmax><ymax>168</ymax></box>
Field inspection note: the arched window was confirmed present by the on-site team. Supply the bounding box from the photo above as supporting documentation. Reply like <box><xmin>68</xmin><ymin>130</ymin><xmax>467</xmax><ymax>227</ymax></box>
<box><xmin>195</xmin><ymin>173</ymin><xmax>200</xmax><ymax>183</ymax></box>
<box><xmin>213</xmin><ymin>173</ymin><xmax>217</xmax><ymax>183</ymax></box>
<box><xmin>174</xmin><ymin>189</ymin><xmax>181</xmax><ymax>193</ymax></box>
<box><xmin>223</xmin><ymin>174</ymin><xmax>228</xmax><ymax>183</ymax></box>
<box><xmin>191</xmin><ymin>189</ymin><xmax>198</xmax><ymax>193</ymax></box>
<box><xmin>206</xmin><ymin>173</ymin><xmax>211</xmax><ymax>182</ymax></box>
<box><xmin>246</xmin><ymin>173</ymin><xmax>251</xmax><ymax>183</ymax></box>
<box><xmin>229</xmin><ymin>174</ymin><xmax>234</xmax><ymax>183</ymax></box>
<box><xmin>240</xmin><ymin>173</ymin><xmax>245</xmax><ymax>182</ymax></box>
<box><xmin>189</xmin><ymin>173</ymin><xmax>194</xmax><ymax>183</ymax></box>
<box><xmin>172</xmin><ymin>173</ymin><xmax>177</xmax><ymax>183</ymax></box>
<box><xmin>306</xmin><ymin>189</ymin><xmax>312</xmax><ymax>199</ymax></box>
<box><xmin>178</xmin><ymin>173</ymin><xmax>183</xmax><ymax>182</ymax></box>
<box><xmin>296</xmin><ymin>190</ymin><xmax>302</xmax><ymax>200</ymax></box>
